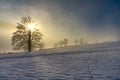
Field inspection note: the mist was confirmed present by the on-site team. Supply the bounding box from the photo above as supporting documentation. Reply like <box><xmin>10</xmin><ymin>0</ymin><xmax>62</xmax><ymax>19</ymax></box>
<box><xmin>0</xmin><ymin>0</ymin><xmax>120</xmax><ymax>52</ymax></box>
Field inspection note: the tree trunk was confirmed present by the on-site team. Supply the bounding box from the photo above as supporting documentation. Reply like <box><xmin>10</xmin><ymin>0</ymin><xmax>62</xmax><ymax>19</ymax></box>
<box><xmin>28</xmin><ymin>30</ymin><xmax>32</xmax><ymax>52</ymax></box>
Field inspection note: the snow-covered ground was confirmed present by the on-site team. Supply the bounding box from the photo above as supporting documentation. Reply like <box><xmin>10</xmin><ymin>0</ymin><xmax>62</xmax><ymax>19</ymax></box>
<box><xmin>0</xmin><ymin>41</ymin><xmax>120</xmax><ymax>80</ymax></box>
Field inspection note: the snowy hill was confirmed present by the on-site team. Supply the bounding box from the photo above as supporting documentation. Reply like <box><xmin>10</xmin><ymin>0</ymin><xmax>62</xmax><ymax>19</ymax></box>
<box><xmin>0</xmin><ymin>41</ymin><xmax>120</xmax><ymax>59</ymax></box>
<box><xmin>41</xmin><ymin>41</ymin><xmax>120</xmax><ymax>53</ymax></box>
<box><xmin>0</xmin><ymin>41</ymin><xmax>120</xmax><ymax>80</ymax></box>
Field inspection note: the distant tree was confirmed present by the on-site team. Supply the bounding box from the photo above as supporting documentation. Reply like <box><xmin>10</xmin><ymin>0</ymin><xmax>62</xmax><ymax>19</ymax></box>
<box><xmin>11</xmin><ymin>16</ymin><xmax>43</xmax><ymax>52</ymax></box>
<box><xmin>79</xmin><ymin>38</ymin><xmax>84</xmax><ymax>46</ymax></box>
<box><xmin>79</xmin><ymin>38</ymin><xmax>88</xmax><ymax>46</ymax></box>
<box><xmin>54</xmin><ymin>38</ymin><xmax>69</xmax><ymax>48</ymax></box>
<box><xmin>59</xmin><ymin>41</ymin><xmax>64</xmax><ymax>47</ymax></box>
<box><xmin>84</xmin><ymin>41</ymin><xmax>88</xmax><ymax>45</ymax></box>
<box><xmin>54</xmin><ymin>43</ymin><xmax>58</xmax><ymax>48</ymax></box>
<box><xmin>75</xmin><ymin>39</ymin><xmax>79</xmax><ymax>45</ymax></box>
<box><xmin>63</xmin><ymin>38</ymin><xmax>69</xmax><ymax>46</ymax></box>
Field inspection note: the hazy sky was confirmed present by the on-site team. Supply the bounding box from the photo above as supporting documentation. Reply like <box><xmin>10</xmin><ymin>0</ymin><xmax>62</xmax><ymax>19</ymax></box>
<box><xmin>0</xmin><ymin>0</ymin><xmax>120</xmax><ymax>52</ymax></box>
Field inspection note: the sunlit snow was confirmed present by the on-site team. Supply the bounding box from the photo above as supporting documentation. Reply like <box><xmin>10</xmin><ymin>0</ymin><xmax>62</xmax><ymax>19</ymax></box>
<box><xmin>0</xmin><ymin>41</ymin><xmax>120</xmax><ymax>80</ymax></box>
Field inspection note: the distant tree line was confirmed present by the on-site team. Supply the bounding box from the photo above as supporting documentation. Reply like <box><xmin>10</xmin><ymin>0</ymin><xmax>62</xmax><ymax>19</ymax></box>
<box><xmin>75</xmin><ymin>38</ymin><xmax>88</xmax><ymax>46</ymax></box>
<box><xmin>54</xmin><ymin>38</ymin><xmax>69</xmax><ymax>48</ymax></box>
<box><xmin>54</xmin><ymin>38</ymin><xmax>88</xmax><ymax>48</ymax></box>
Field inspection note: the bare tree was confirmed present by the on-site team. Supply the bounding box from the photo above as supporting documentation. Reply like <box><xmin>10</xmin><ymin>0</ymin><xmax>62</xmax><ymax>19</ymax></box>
<box><xmin>79</xmin><ymin>38</ymin><xmax>88</xmax><ymax>46</ymax></box>
<box><xmin>75</xmin><ymin>39</ymin><xmax>79</xmax><ymax>45</ymax></box>
<box><xmin>54</xmin><ymin>38</ymin><xmax>69</xmax><ymax>47</ymax></box>
<box><xmin>11</xmin><ymin>16</ymin><xmax>43</xmax><ymax>52</ymax></box>
<box><xmin>79</xmin><ymin>38</ymin><xmax>84</xmax><ymax>46</ymax></box>
<box><xmin>84</xmin><ymin>41</ymin><xmax>88</xmax><ymax>45</ymax></box>
<box><xmin>63</xmin><ymin>38</ymin><xmax>69</xmax><ymax>46</ymax></box>
<box><xmin>54</xmin><ymin>43</ymin><xmax>58</xmax><ymax>48</ymax></box>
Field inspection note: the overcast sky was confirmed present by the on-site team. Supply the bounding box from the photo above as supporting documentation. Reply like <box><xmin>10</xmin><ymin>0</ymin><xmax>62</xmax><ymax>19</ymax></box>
<box><xmin>0</xmin><ymin>0</ymin><xmax>120</xmax><ymax>52</ymax></box>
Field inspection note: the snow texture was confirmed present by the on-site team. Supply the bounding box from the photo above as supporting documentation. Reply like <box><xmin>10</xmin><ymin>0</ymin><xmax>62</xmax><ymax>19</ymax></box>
<box><xmin>0</xmin><ymin>41</ymin><xmax>120</xmax><ymax>80</ymax></box>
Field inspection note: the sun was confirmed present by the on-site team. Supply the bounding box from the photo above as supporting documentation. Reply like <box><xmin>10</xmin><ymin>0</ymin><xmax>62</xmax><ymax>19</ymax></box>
<box><xmin>27</xmin><ymin>23</ymin><xmax>36</xmax><ymax>31</ymax></box>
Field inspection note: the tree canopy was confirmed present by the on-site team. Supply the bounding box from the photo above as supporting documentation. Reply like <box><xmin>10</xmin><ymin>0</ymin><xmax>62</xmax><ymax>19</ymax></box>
<box><xmin>11</xmin><ymin>16</ymin><xmax>43</xmax><ymax>52</ymax></box>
